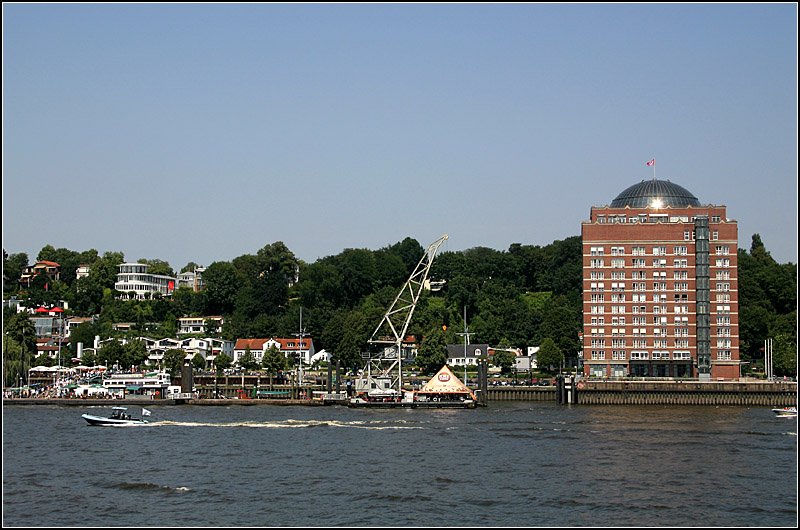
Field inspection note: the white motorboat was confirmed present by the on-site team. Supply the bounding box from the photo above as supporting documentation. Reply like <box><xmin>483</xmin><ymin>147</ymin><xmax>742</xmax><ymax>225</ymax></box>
<box><xmin>82</xmin><ymin>406</ymin><xmax>150</xmax><ymax>426</ymax></box>
<box><xmin>771</xmin><ymin>406</ymin><xmax>797</xmax><ymax>417</ymax></box>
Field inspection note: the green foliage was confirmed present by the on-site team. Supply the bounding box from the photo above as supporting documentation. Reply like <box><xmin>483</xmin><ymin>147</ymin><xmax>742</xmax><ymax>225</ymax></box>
<box><xmin>136</xmin><ymin>258</ymin><xmax>174</xmax><ymax>277</ymax></box>
<box><xmin>2</xmin><ymin>233</ymin><xmax>794</xmax><ymax>379</ymax></box>
<box><xmin>738</xmin><ymin>234</ymin><xmax>797</xmax><ymax>376</ymax></box>
<box><xmin>536</xmin><ymin>337</ymin><xmax>563</xmax><ymax>373</ymax></box>
<box><xmin>192</xmin><ymin>353</ymin><xmax>206</xmax><ymax>370</ymax></box>
<box><xmin>491</xmin><ymin>350</ymin><xmax>516</xmax><ymax>374</ymax></box>
<box><xmin>238</xmin><ymin>347</ymin><xmax>259</xmax><ymax>371</ymax></box>
<box><xmin>262</xmin><ymin>345</ymin><xmax>288</xmax><ymax>376</ymax></box>
<box><xmin>163</xmin><ymin>348</ymin><xmax>187</xmax><ymax>376</ymax></box>
<box><xmin>214</xmin><ymin>352</ymin><xmax>232</xmax><ymax>373</ymax></box>
<box><xmin>416</xmin><ymin>326</ymin><xmax>448</xmax><ymax>375</ymax></box>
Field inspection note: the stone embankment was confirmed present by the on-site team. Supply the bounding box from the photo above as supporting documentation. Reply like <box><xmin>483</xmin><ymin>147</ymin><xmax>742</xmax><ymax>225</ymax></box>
<box><xmin>488</xmin><ymin>380</ymin><xmax>797</xmax><ymax>406</ymax></box>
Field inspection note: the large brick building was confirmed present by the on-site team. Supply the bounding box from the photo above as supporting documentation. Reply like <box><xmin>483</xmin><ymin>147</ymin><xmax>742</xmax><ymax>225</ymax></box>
<box><xmin>581</xmin><ymin>179</ymin><xmax>739</xmax><ymax>380</ymax></box>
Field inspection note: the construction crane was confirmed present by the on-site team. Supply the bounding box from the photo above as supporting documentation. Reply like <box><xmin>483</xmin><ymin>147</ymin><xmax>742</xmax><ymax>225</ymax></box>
<box><xmin>354</xmin><ymin>234</ymin><xmax>449</xmax><ymax>398</ymax></box>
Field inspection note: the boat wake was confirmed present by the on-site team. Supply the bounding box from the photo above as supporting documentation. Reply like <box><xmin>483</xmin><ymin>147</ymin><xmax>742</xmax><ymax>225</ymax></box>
<box><xmin>147</xmin><ymin>419</ymin><xmax>423</xmax><ymax>430</ymax></box>
<box><xmin>112</xmin><ymin>481</ymin><xmax>191</xmax><ymax>493</ymax></box>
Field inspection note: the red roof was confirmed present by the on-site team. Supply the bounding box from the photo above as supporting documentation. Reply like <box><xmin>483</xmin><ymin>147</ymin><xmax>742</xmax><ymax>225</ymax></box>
<box><xmin>234</xmin><ymin>337</ymin><xmax>313</xmax><ymax>351</ymax></box>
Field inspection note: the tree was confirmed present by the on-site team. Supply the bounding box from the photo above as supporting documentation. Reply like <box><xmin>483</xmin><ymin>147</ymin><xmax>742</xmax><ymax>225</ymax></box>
<box><xmin>772</xmin><ymin>333</ymin><xmax>797</xmax><ymax>378</ymax></box>
<box><xmin>3</xmin><ymin>336</ymin><xmax>25</xmax><ymax>387</ymax></box>
<box><xmin>181</xmin><ymin>262</ymin><xmax>202</xmax><ymax>274</ymax></box>
<box><xmin>97</xmin><ymin>339</ymin><xmax>125</xmax><ymax>369</ymax></box>
<box><xmin>137</xmin><ymin>258</ymin><xmax>174</xmax><ymax>277</ymax></box>
<box><xmin>214</xmin><ymin>352</ymin><xmax>232</xmax><ymax>373</ymax></box>
<box><xmin>123</xmin><ymin>339</ymin><xmax>149</xmax><ymax>369</ymax></box>
<box><xmin>416</xmin><ymin>326</ymin><xmax>448</xmax><ymax>375</ymax></box>
<box><xmin>238</xmin><ymin>347</ymin><xmax>258</xmax><ymax>371</ymax></box>
<box><xmin>202</xmin><ymin>262</ymin><xmax>240</xmax><ymax>315</ymax></box>
<box><xmin>492</xmin><ymin>350</ymin><xmax>516</xmax><ymax>374</ymax></box>
<box><xmin>261</xmin><ymin>345</ymin><xmax>288</xmax><ymax>387</ymax></box>
<box><xmin>335</xmin><ymin>310</ymin><xmax>369</xmax><ymax>371</ymax></box>
<box><xmin>163</xmin><ymin>348</ymin><xmax>187</xmax><ymax>376</ymax></box>
<box><xmin>3</xmin><ymin>251</ymin><xmax>29</xmax><ymax>295</ymax></box>
<box><xmin>192</xmin><ymin>353</ymin><xmax>206</xmax><ymax>371</ymax></box>
<box><xmin>536</xmin><ymin>337</ymin><xmax>563</xmax><ymax>374</ymax></box>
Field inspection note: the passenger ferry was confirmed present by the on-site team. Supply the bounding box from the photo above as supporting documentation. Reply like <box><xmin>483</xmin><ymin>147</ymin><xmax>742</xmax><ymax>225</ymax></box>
<box><xmin>102</xmin><ymin>372</ymin><xmax>171</xmax><ymax>398</ymax></box>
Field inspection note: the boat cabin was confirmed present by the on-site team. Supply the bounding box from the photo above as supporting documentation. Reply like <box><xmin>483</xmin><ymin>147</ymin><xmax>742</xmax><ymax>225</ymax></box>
<box><xmin>109</xmin><ymin>407</ymin><xmax>132</xmax><ymax>420</ymax></box>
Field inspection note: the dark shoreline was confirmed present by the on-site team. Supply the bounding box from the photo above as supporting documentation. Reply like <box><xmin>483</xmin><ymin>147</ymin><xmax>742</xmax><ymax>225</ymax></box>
<box><xmin>2</xmin><ymin>397</ymin><xmax>328</xmax><ymax>406</ymax></box>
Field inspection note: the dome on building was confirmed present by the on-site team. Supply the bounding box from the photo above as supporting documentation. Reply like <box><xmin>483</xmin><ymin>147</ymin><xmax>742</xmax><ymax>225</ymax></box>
<box><xmin>610</xmin><ymin>179</ymin><xmax>701</xmax><ymax>208</ymax></box>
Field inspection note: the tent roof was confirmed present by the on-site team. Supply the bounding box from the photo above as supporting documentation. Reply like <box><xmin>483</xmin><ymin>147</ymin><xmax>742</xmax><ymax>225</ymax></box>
<box><xmin>417</xmin><ymin>365</ymin><xmax>475</xmax><ymax>398</ymax></box>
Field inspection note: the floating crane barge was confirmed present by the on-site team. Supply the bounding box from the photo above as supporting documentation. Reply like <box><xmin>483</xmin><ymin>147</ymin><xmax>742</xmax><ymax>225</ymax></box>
<box><xmin>348</xmin><ymin>234</ymin><xmax>481</xmax><ymax>409</ymax></box>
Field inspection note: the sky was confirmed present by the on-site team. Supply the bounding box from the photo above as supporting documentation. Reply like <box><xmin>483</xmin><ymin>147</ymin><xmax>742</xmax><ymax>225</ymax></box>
<box><xmin>3</xmin><ymin>3</ymin><xmax>798</xmax><ymax>270</ymax></box>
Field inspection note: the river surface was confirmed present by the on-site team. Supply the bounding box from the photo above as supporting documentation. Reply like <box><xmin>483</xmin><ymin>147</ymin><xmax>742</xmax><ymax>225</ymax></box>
<box><xmin>2</xmin><ymin>402</ymin><xmax>797</xmax><ymax>527</ymax></box>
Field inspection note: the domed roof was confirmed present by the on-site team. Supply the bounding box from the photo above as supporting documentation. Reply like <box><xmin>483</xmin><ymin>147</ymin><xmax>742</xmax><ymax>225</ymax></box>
<box><xmin>610</xmin><ymin>179</ymin><xmax>701</xmax><ymax>208</ymax></box>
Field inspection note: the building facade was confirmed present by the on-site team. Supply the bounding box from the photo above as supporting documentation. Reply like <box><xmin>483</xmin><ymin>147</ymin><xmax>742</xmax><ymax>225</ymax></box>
<box><xmin>177</xmin><ymin>267</ymin><xmax>206</xmax><ymax>292</ymax></box>
<box><xmin>115</xmin><ymin>263</ymin><xmax>177</xmax><ymax>299</ymax></box>
<box><xmin>233</xmin><ymin>337</ymin><xmax>316</xmax><ymax>367</ymax></box>
<box><xmin>177</xmin><ymin>316</ymin><xmax>224</xmax><ymax>335</ymax></box>
<box><xmin>581</xmin><ymin>179</ymin><xmax>739</xmax><ymax>380</ymax></box>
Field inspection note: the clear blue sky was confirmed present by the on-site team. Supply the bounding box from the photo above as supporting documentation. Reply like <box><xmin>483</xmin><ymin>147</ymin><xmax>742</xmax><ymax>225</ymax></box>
<box><xmin>3</xmin><ymin>3</ymin><xmax>797</xmax><ymax>269</ymax></box>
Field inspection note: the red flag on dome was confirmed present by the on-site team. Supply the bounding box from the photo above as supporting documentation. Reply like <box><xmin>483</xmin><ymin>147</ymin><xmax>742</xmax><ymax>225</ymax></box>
<box><xmin>646</xmin><ymin>159</ymin><xmax>655</xmax><ymax>167</ymax></box>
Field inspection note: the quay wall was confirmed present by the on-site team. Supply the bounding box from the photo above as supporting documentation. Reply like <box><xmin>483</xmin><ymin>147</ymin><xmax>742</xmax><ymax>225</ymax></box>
<box><xmin>488</xmin><ymin>381</ymin><xmax>797</xmax><ymax>406</ymax></box>
<box><xmin>6</xmin><ymin>381</ymin><xmax>796</xmax><ymax>407</ymax></box>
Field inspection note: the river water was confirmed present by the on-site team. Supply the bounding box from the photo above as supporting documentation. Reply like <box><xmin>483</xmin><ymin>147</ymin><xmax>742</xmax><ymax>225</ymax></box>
<box><xmin>2</xmin><ymin>402</ymin><xmax>797</xmax><ymax>527</ymax></box>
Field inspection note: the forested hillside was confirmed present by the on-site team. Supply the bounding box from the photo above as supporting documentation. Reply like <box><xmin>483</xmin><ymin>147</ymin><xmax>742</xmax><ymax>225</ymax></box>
<box><xmin>2</xmin><ymin>233</ymin><xmax>796</xmax><ymax>381</ymax></box>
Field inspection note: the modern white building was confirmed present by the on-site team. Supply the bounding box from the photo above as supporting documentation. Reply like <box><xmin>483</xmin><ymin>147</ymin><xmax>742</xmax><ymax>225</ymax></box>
<box><xmin>115</xmin><ymin>263</ymin><xmax>177</xmax><ymax>300</ymax></box>
<box><xmin>177</xmin><ymin>316</ymin><xmax>224</xmax><ymax>335</ymax></box>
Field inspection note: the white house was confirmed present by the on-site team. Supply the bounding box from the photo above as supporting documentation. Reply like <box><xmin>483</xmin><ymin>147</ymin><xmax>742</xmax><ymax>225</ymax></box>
<box><xmin>515</xmin><ymin>346</ymin><xmax>540</xmax><ymax>372</ymax></box>
<box><xmin>233</xmin><ymin>337</ymin><xmax>316</xmax><ymax>366</ymax></box>
<box><xmin>177</xmin><ymin>316</ymin><xmax>224</xmax><ymax>335</ymax></box>
<box><xmin>446</xmin><ymin>344</ymin><xmax>490</xmax><ymax>367</ymax></box>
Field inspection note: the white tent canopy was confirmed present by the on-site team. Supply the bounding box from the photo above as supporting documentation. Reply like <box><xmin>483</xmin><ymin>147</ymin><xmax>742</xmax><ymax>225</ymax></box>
<box><xmin>417</xmin><ymin>365</ymin><xmax>476</xmax><ymax>399</ymax></box>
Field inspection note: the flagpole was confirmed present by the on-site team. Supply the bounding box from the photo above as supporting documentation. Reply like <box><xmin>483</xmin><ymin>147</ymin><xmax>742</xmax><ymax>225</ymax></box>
<box><xmin>646</xmin><ymin>158</ymin><xmax>656</xmax><ymax>180</ymax></box>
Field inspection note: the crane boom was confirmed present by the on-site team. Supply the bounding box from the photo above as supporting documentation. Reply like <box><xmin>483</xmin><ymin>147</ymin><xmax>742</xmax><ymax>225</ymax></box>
<box><xmin>356</xmin><ymin>234</ymin><xmax>449</xmax><ymax>397</ymax></box>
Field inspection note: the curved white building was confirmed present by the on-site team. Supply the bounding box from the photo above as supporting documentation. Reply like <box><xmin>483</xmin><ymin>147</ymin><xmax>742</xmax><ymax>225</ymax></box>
<box><xmin>115</xmin><ymin>263</ymin><xmax>177</xmax><ymax>300</ymax></box>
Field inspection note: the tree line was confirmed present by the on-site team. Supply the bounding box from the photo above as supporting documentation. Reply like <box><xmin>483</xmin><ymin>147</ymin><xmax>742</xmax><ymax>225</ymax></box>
<box><xmin>2</xmin><ymin>233</ymin><xmax>796</xmax><ymax>386</ymax></box>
